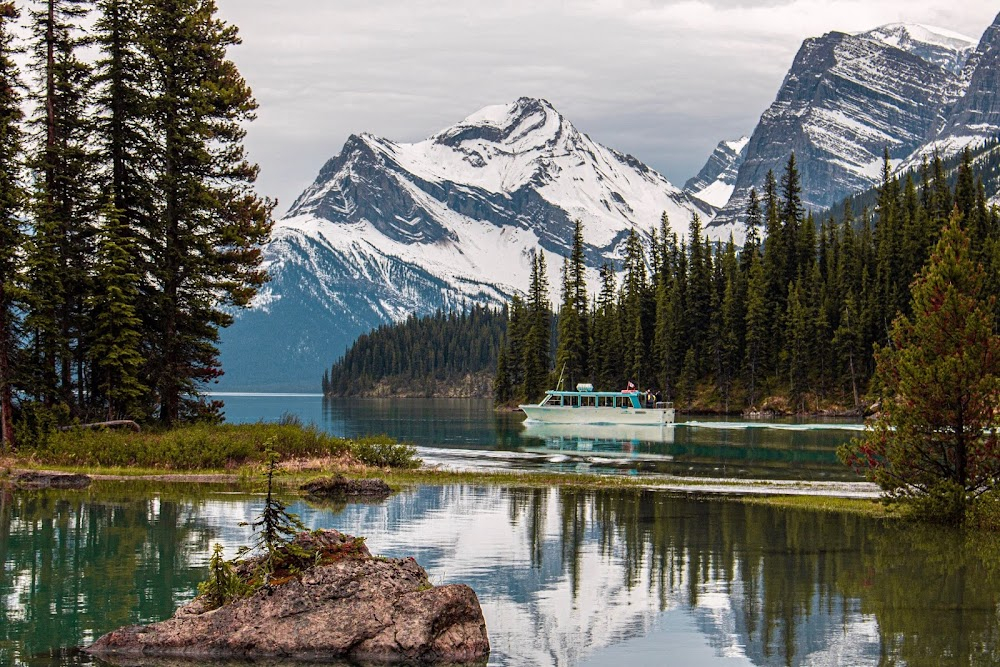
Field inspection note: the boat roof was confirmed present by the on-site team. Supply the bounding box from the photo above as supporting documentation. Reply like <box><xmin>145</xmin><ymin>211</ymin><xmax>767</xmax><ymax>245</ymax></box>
<box><xmin>545</xmin><ymin>389</ymin><xmax>640</xmax><ymax>398</ymax></box>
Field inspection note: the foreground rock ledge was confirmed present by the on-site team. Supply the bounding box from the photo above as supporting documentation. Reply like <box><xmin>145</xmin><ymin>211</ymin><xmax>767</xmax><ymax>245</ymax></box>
<box><xmin>85</xmin><ymin>530</ymin><xmax>489</xmax><ymax>665</ymax></box>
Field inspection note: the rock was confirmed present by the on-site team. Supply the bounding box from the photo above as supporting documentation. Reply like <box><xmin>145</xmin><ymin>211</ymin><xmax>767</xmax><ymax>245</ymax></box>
<box><xmin>12</xmin><ymin>471</ymin><xmax>91</xmax><ymax>489</ymax></box>
<box><xmin>301</xmin><ymin>475</ymin><xmax>393</xmax><ymax>500</ymax></box>
<box><xmin>86</xmin><ymin>530</ymin><xmax>489</xmax><ymax>665</ymax></box>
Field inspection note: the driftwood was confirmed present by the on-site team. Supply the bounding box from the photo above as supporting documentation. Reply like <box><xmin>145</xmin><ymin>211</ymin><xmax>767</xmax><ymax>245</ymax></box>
<box><xmin>58</xmin><ymin>420</ymin><xmax>141</xmax><ymax>433</ymax></box>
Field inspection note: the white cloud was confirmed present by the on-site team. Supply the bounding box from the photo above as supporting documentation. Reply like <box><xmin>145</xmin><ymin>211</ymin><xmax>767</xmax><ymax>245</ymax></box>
<box><xmin>215</xmin><ymin>1</ymin><xmax>998</xmax><ymax>215</ymax></box>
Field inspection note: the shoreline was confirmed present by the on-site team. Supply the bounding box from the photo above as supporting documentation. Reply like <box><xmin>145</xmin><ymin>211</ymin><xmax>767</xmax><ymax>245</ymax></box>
<box><xmin>6</xmin><ymin>462</ymin><xmax>881</xmax><ymax>502</ymax></box>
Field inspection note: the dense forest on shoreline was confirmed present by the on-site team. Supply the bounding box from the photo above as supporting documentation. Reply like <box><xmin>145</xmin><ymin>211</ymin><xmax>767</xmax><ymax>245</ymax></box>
<box><xmin>323</xmin><ymin>305</ymin><xmax>506</xmax><ymax>398</ymax></box>
<box><xmin>497</xmin><ymin>149</ymin><xmax>1000</xmax><ymax>414</ymax></box>
<box><xmin>0</xmin><ymin>0</ymin><xmax>271</xmax><ymax>448</ymax></box>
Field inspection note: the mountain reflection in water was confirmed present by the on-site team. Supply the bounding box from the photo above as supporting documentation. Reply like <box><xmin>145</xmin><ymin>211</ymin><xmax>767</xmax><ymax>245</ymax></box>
<box><xmin>2</xmin><ymin>484</ymin><xmax>999</xmax><ymax>666</ymax></box>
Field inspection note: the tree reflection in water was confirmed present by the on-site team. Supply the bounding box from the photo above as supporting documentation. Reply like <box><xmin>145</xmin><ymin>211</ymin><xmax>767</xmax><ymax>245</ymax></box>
<box><xmin>3</xmin><ymin>484</ymin><xmax>1000</xmax><ymax>666</ymax></box>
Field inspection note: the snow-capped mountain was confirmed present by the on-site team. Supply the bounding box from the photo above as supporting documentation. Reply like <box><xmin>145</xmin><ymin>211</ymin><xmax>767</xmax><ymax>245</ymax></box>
<box><xmin>218</xmin><ymin>98</ymin><xmax>713</xmax><ymax>391</ymax></box>
<box><xmin>905</xmin><ymin>12</ymin><xmax>1000</xmax><ymax>164</ymax></box>
<box><xmin>859</xmin><ymin>23</ymin><xmax>976</xmax><ymax>75</ymax></box>
<box><xmin>710</xmin><ymin>23</ymin><xmax>976</xmax><ymax>227</ymax></box>
<box><xmin>684</xmin><ymin>137</ymin><xmax>749</xmax><ymax>209</ymax></box>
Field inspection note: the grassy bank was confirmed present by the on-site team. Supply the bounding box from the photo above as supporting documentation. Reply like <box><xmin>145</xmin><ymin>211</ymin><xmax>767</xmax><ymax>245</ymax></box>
<box><xmin>8</xmin><ymin>423</ymin><xmax>420</xmax><ymax>471</ymax></box>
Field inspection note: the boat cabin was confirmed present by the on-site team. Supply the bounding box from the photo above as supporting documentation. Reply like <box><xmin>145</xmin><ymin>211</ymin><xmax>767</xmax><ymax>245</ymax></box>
<box><xmin>540</xmin><ymin>385</ymin><xmax>643</xmax><ymax>409</ymax></box>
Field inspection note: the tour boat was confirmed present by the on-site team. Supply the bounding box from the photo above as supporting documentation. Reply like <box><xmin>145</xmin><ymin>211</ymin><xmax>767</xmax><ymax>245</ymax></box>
<box><xmin>519</xmin><ymin>383</ymin><xmax>675</xmax><ymax>425</ymax></box>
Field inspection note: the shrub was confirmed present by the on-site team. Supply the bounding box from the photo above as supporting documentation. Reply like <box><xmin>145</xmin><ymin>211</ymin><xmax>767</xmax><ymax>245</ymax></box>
<box><xmin>350</xmin><ymin>436</ymin><xmax>420</xmax><ymax>469</ymax></box>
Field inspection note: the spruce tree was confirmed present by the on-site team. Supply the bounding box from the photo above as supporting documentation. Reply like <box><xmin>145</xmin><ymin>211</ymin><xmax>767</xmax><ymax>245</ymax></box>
<box><xmin>555</xmin><ymin>220</ymin><xmax>588</xmax><ymax>388</ymax></box>
<box><xmin>522</xmin><ymin>252</ymin><xmax>550</xmax><ymax>402</ymax></box>
<box><xmin>0</xmin><ymin>2</ymin><xmax>24</xmax><ymax>447</ymax></box>
<box><xmin>143</xmin><ymin>0</ymin><xmax>273</xmax><ymax>423</ymax></box>
<box><xmin>89</xmin><ymin>198</ymin><xmax>145</xmax><ymax>419</ymax></box>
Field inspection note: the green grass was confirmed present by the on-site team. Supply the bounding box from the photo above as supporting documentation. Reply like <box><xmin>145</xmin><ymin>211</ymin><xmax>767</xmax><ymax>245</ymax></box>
<box><xmin>15</xmin><ymin>423</ymin><xmax>420</xmax><ymax>471</ymax></box>
<box><xmin>742</xmin><ymin>494</ymin><xmax>897</xmax><ymax>518</ymax></box>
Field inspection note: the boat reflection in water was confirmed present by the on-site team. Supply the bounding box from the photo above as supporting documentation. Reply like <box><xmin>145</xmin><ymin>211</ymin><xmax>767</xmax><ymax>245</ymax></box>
<box><xmin>520</xmin><ymin>421</ymin><xmax>677</xmax><ymax>473</ymax></box>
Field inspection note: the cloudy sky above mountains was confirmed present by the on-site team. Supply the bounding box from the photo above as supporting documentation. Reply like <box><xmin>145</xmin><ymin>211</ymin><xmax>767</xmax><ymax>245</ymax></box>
<box><xmin>216</xmin><ymin>1</ymin><xmax>997</xmax><ymax>215</ymax></box>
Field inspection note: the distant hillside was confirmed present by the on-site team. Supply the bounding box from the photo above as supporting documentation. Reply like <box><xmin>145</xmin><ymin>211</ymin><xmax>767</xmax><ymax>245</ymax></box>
<box><xmin>323</xmin><ymin>305</ymin><xmax>506</xmax><ymax>397</ymax></box>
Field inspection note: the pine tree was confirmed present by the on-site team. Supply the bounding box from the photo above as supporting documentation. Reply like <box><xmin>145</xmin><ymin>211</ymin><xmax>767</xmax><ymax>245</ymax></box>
<box><xmin>143</xmin><ymin>0</ymin><xmax>273</xmax><ymax>423</ymax></box>
<box><xmin>0</xmin><ymin>2</ymin><xmax>24</xmax><ymax>447</ymax></box>
<box><xmin>840</xmin><ymin>213</ymin><xmax>1000</xmax><ymax>522</ymax></box>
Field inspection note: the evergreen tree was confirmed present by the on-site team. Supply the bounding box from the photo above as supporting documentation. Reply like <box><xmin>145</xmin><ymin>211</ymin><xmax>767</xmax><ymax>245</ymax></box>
<box><xmin>89</xmin><ymin>198</ymin><xmax>145</xmax><ymax>419</ymax></box>
<box><xmin>743</xmin><ymin>253</ymin><xmax>768</xmax><ymax>407</ymax></box>
<box><xmin>522</xmin><ymin>252</ymin><xmax>551</xmax><ymax>402</ymax></box>
<box><xmin>24</xmin><ymin>0</ymin><xmax>97</xmax><ymax>410</ymax></box>
<box><xmin>592</xmin><ymin>262</ymin><xmax>621</xmax><ymax>389</ymax></box>
<box><xmin>840</xmin><ymin>213</ymin><xmax>1000</xmax><ymax>522</ymax></box>
<box><xmin>555</xmin><ymin>220</ymin><xmax>588</xmax><ymax>388</ymax></box>
<box><xmin>0</xmin><ymin>2</ymin><xmax>23</xmax><ymax>447</ymax></box>
<box><xmin>143</xmin><ymin>0</ymin><xmax>273</xmax><ymax>423</ymax></box>
<box><xmin>621</xmin><ymin>227</ymin><xmax>648</xmax><ymax>385</ymax></box>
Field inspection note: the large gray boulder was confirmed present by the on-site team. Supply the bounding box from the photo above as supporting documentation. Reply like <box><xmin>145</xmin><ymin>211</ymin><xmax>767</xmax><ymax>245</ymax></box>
<box><xmin>86</xmin><ymin>530</ymin><xmax>489</xmax><ymax>665</ymax></box>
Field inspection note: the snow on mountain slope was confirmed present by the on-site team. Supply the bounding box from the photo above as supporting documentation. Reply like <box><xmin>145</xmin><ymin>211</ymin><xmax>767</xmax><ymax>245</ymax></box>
<box><xmin>859</xmin><ymin>23</ymin><xmax>975</xmax><ymax>75</ymax></box>
<box><xmin>712</xmin><ymin>26</ymin><xmax>969</xmax><ymax>227</ymax></box>
<box><xmin>219</xmin><ymin>98</ymin><xmax>715</xmax><ymax>391</ymax></box>
<box><xmin>684</xmin><ymin>137</ymin><xmax>749</xmax><ymax>209</ymax></box>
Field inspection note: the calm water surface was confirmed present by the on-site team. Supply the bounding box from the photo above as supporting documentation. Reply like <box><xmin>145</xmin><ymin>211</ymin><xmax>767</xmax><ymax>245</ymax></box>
<box><xmin>217</xmin><ymin>395</ymin><xmax>864</xmax><ymax>481</ymax></box>
<box><xmin>3</xmin><ymin>483</ymin><xmax>998</xmax><ymax>667</ymax></box>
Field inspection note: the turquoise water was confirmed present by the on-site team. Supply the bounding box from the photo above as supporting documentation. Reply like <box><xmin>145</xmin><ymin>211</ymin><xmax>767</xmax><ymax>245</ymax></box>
<box><xmin>217</xmin><ymin>394</ymin><xmax>863</xmax><ymax>480</ymax></box>
<box><xmin>3</xmin><ymin>483</ymin><xmax>998</xmax><ymax>666</ymax></box>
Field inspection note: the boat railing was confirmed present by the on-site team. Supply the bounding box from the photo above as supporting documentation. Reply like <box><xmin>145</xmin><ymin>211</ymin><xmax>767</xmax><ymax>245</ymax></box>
<box><xmin>655</xmin><ymin>402</ymin><xmax>674</xmax><ymax>410</ymax></box>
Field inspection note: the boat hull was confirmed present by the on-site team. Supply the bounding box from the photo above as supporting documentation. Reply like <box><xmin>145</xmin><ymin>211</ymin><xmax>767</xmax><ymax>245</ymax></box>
<box><xmin>520</xmin><ymin>405</ymin><xmax>675</xmax><ymax>426</ymax></box>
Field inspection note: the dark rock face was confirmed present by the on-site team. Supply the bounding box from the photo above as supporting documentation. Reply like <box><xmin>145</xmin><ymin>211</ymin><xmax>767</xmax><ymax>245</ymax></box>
<box><xmin>12</xmin><ymin>471</ymin><xmax>91</xmax><ymax>489</ymax></box>
<box><xmin>301</xmin><ymin>475</ymin><xmax>393</xmax><ymax>499</ymax></box>
<box><xmin>714</xmin><ymin>30</ymin><xmax>964</xmax><ymax>225</ymax></box>
<box><xmin>937</xmin><ymin>13</ymin><xmax>1000</xmax><ymax>146</ymax></box>
<box><xmin>86</xmin><ymin>531</ymin><xmax>489</xmax><ymax>665</ymax></box>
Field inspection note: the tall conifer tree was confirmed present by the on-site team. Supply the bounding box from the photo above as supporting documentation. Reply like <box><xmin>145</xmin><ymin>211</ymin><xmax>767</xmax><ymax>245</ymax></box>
<box><xmin>0</xmin><ymin>2</ymin><xmax>24</xmax><ymax>446</ymax></box>
<box><xmin>143</xmin><ymin>0</ymin><xmax>273</xmax><ymax>423</ymax></box>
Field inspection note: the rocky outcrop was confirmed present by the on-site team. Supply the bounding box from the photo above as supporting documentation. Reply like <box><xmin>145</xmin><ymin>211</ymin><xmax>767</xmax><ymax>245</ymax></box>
<box><xmin>301</xmin><ymin>475</ymin><xmax>394</xmax><ymax>500</ymax></box>
<box><xmin>11</xmin><ymin>471</ymin><xmax>91</xmax><ymax>489</ymax></box>
<box><xmin>86</xmin><ymin>530</ymin><xmax>489</xmax><ymax>665</ymax></box>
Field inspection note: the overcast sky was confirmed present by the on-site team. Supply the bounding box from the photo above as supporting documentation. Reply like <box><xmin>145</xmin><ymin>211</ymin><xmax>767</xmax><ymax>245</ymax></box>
<box><xmin>214</xmin><ymin>1</ymin><xmax>998</xmax><ymax>216</ymax></box>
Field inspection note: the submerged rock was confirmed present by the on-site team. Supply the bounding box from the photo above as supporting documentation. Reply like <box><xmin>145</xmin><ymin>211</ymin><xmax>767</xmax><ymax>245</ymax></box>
<box><xmin>301</xmin><ymin>475</ymin><xmax>393</xmax><ymax>500</ymax></box>
<box><xmin>86</xmin><ymin>530</ymin><xmax>489</xmax><ymax>665</ymax></box>
<box><xmin>12</xmin><ymin>471</ymin><xmax>91</xmax><ymax>490</ymax></box>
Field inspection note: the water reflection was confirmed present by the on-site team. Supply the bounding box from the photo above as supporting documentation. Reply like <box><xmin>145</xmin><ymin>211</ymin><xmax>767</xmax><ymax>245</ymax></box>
<box><xmin>3</xmin><ymin>484</ymin><xmax>999</xmax><ymax>666</ymax></box>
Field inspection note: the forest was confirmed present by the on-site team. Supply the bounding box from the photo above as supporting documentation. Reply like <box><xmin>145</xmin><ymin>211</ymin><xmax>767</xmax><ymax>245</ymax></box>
<box><xmin>323</xmin><ymin>305</ymin><xmax>506</xmax><ymax>397</ymax></box>
<box><xmin>0</xmin><ymin>0</ymin><xmax>271</xmax><ymax>448</ymax></box>
<box><xmin>496</xmin><ymin>148</ymin><xmax>1000</xmax><ymax>414</ymax></box>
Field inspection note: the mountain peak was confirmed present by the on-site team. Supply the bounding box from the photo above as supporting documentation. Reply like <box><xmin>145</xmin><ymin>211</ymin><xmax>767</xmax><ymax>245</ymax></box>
<box><xmin>857</xmin><ymin>23</ymin><xmax>976</xmax><ymax>74</ymax></box>
<box><xmin>433</xmin><ymin>97</ymin><xmax>572</xmax><ymax>152</ymax></box>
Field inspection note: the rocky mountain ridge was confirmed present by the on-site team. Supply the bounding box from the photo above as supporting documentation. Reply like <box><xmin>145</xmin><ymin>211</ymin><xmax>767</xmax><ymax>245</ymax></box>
<box><xmin>219</xmin><ymin>98</ymin><xmax>716</xmax><ymax>391</ymax></box>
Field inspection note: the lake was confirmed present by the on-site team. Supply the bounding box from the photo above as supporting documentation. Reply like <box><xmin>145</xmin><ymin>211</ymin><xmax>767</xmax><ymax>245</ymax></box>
<box><xmin>217</xmin><ymin>394</ymin><xmax>865</xmax><ymax>481</ymax></box>
<box><xmin>7</xmin><ymin>395</ymin><xmax>985</xmax><ymax>667</ymax></box>
<box><xmin>3</xmin><ymin>482</ymin><xmax>998</xmax><ymax>667</ymax></box>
